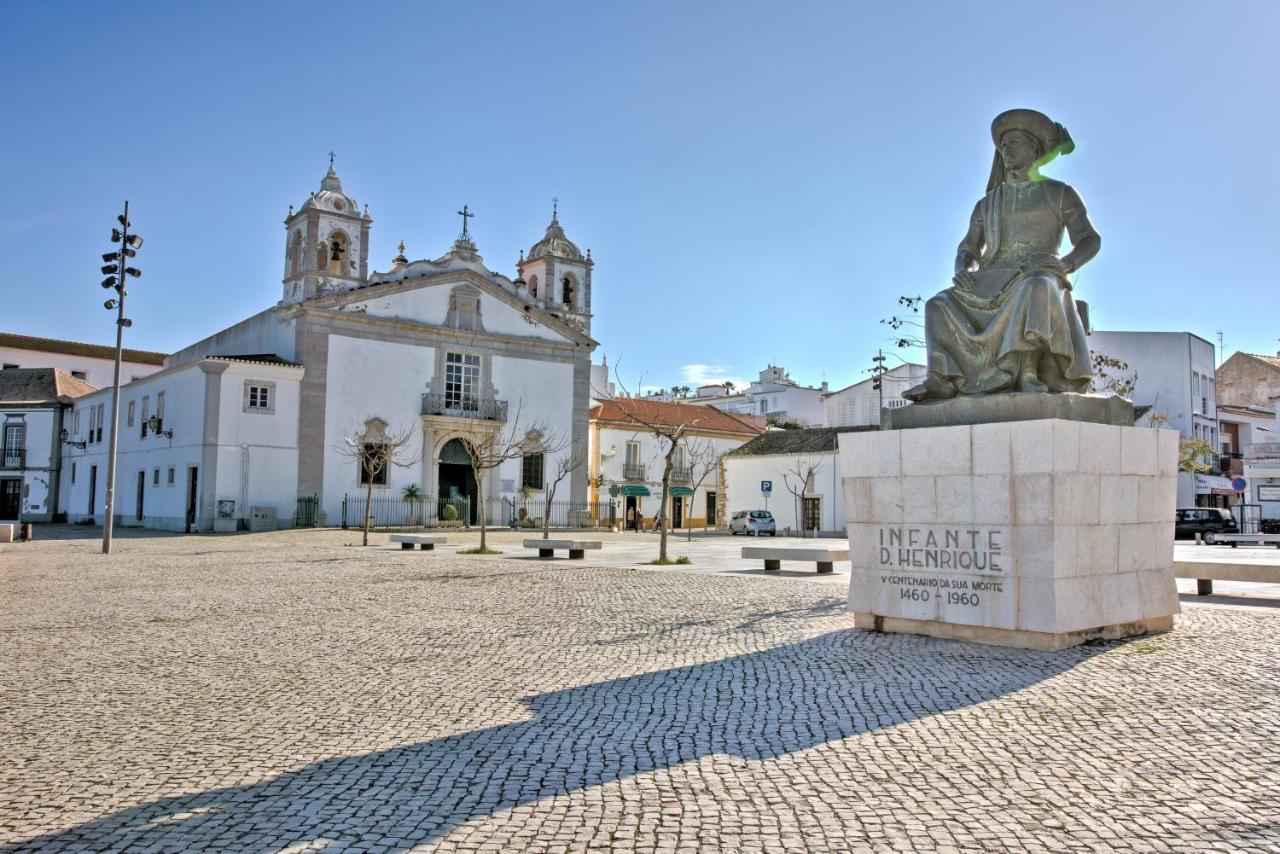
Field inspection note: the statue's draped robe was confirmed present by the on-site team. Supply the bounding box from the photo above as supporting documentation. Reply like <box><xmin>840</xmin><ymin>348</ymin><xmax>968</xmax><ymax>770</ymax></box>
<box><xmin>923</xmin><ymin>178</ymin><xmax>1092</xmax><ymax>395</ymax></box>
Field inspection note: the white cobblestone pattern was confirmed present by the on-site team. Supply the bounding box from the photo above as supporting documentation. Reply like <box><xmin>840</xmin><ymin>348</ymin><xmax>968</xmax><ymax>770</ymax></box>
<box><xmin>1</xmin><ymin>529</ymin><xmax>1278</xmax><ymax>852</ymax></box>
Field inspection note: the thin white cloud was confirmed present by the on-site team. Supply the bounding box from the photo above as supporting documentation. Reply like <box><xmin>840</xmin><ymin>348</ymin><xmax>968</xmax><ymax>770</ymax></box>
<box><xmin>680</xmin><ymin>363</ymin><xmax>748</xmax><ymax>389</ymax></box>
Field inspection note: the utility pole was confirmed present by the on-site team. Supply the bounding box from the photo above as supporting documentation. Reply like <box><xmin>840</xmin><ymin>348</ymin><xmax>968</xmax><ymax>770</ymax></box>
<box><xmin>100</xmin><ymin>202</ymin><xmax>143</xmax><ymax>554</ymax></box>
<box><xmin>871</xmin><ymin>350</ymin><xmax>887</xmax><ymax>421</ymax></box>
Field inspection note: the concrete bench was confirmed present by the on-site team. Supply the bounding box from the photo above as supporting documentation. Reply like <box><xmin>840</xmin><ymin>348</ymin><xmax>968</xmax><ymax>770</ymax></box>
<box><xmin>1175</xmin><ymin>559</ymin><xmax>1280</xmax><ymax>596</ymax></box>
<box><xmin>0</xmin><ymin>523</ymin><xmax>12</xmax><ymax>544</ymax></box>
<box><xmin>742</xmin><ymin>546</ymin><xmax>849</xmax><ymax>574</ymax></box>
<box><xmin>1205</xmin><ymin>533</ymin><xmax>1280</xmax><ymax>548</ymax></box>
<box><xmin>524</xmin><ymin>539</ymin><xmax>602</xmax><ymax>559</ymax></box>
<box><xmin>390</xmin><ymin>534</ymin><xmax>448</xmax><ymax>551</ymax></box>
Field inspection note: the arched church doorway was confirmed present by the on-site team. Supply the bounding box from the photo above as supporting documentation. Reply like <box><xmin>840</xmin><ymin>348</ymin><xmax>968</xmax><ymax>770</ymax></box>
<box><xmin>438</xmin><ymin>438</ymin><xmax>477</xmax><ymax>523</ymax></box>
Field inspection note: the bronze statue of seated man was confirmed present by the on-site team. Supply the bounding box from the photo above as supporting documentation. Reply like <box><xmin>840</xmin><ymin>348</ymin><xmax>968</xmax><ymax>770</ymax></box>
<box><xmin>904</xmin><ymin>109</ymin><xmax>1100</xmax><ymax>403</ymax></box>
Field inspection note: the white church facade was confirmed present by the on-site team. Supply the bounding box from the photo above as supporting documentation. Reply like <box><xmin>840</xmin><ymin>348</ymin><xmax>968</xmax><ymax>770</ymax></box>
<box><xmin>57</xmin><ymin>163</ymin><xmax>597</xmax><ymax>530</ymax></box>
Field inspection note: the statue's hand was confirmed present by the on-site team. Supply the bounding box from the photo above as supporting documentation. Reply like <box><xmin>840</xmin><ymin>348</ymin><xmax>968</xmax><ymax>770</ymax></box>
<box><xmin>952</xmin><ymin>269</ymin><xmax>976</xmax><ymax>291</ymax></box>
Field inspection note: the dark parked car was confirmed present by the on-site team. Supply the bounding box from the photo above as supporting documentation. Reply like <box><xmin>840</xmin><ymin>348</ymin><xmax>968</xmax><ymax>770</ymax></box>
<box><xmin>1174</xmin><ymin>507</ymin><xmax>1238</xmax><ymax>542</ymax></box>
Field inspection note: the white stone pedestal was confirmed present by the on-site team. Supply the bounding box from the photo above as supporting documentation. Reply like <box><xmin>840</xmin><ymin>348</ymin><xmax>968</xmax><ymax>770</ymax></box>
<box><xmin>839</xmin><ymin>420</ymin><xmax>1181</xmax><ymax>651</ymax></box>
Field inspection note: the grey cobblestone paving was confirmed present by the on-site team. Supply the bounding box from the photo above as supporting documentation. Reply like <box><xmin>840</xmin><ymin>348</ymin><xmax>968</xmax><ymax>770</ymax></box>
<box><xmin>1</xmin><ymin>529</ymin><xmax>1278</xmax><ymax>852</ymax></box>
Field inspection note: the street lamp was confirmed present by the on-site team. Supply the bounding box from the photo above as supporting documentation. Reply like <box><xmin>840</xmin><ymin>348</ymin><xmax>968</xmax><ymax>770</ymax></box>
<box><xmin>144</xmin><ymin>414</ymin><xmax>172</xmax><ymax>440</ymax></box>
<box><xmin>60</xmin><ymin>428</ymin><xmax>86</xmax><ymax>450</ymax></box>
<box><xmin>100</xmin><ymin>202</ymin><xmax>143</xmax><ymax>554</ymax></box>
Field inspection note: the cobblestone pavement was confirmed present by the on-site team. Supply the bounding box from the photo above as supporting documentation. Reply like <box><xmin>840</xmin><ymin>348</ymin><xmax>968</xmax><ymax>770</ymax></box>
<box><xmin>2</xmin><ymin>529</ymin><xmax>1278</xmax><ymax>852</ymax></box>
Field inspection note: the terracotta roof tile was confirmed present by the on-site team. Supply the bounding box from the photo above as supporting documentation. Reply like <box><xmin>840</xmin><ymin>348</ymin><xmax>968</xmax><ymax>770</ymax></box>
<box><xmin>0</xmin><ymin>331</ymin><xmax>167</xmax><ymax>365</ymax></box>
<box><xmin>0</xmin><ymin>368</ymin><xmax>98</xmax><ymax>405</ymax></box>
<box><xmin>590</xmin><ymin>398</ymin><xmax>766</xmax><ymax>436</ymax></box>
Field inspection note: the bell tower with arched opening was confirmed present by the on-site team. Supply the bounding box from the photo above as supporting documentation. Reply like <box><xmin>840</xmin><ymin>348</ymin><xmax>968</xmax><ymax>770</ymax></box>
<box><xmin>516</xmin><ymin>201</ymin><xmax>593</xmax><ymax>335</ymax></box>
<box><xmin>282</xmin><ymin>156</ymin><xmax>372</xmax><ymax>304</ymax></box>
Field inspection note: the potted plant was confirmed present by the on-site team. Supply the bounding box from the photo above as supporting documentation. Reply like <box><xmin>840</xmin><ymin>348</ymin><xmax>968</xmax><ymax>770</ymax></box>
<box><xmin>402</xmin><ymin>483</ymin><xmax>423</xmax><ymax>528</ymax></box>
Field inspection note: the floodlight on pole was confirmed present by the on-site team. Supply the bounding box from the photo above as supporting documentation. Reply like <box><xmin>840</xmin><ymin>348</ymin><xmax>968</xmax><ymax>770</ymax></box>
<box><xmin>100</xmin><ymin>200</ymin><xmax>142</xmax><ymax>555</ymax></box>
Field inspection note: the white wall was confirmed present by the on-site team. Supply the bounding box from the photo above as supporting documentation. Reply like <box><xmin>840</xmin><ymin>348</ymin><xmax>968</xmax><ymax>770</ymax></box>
<box><xmin>58</xmin><ymin>359</ymin><xmax>302</xmax><ymax>531</ymax></box>
<box><xmin>346</xmin><ymin>283</ymin><xmax>574</xmax><ymax>343</ymax></box>
<box><xmin>1</xmin><ymin>406</ymin><xmax>59</xmax><ymax>520</ymax></box>
<box><xmin>0</xmin><ymin>347</ymin><xmax>160</xmax><ymax>389</ymax></box>
<box><xmin>593</xmin><ymin>424</ymin><xmax>748</xmax><ymax>525</ymax></box>
<box><xmin>167</xmin><ymin>309</ymin><xmax>297</xmax><ymax>368</ymax></box>
<box><xmin>322</xmin><ymin>334</ymin><xmax>579</xmax><ymax>524</ymax></box>
<box><xmin>723</xmin><ymin>452</ymin><xmax>843</xmax><ymax>534</ymax></box>
<box><xmin>825</xmin><ymin>364</ymin><xmax>926</xmax><ymax>428</ymax></box>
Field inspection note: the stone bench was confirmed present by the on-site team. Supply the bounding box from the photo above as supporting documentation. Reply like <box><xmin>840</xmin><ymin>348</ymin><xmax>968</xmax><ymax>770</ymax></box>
<box><xmin>390</xmin><ymin>534</ymin><xmax>448</xmax><ymax>551</ymax></box>
<box><xmin>0</xmin><ymin>523</ymin><xmax>12</xmax><ymax>544</ymax></box>
<box><xmin>1205</xmin><ymin>533</ymin><xmax>1280</xmax><ymax>548</ymax></box>
<box><xmin>742</xmin><ymin>546</ymin><xmax>849</xmax><ymax>574</ymax></box>
<box><xmin>524</xmin><ymin>539</ymin><xmax>602</xmax><ymax>559</ymax></box>
<box><xmin>1175</xmin><ymin>559</ymin><xmax>1280</xmax><ymax>596</ymax></box>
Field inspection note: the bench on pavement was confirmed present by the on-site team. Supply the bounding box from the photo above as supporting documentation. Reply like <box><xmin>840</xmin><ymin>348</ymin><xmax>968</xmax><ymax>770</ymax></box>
<box><xmin>524</xmin><ymin>539</ymin><xmax>602</xmax><ymax>559</ymax></box>
<box><xmin>390</xmin><ymin>534</ymin><xmax>448</xmax><ymax>551</ymax></box>
<box><xmin>742</xmin><ymin>545</ymin><xmax>849</xmax><ymax>574</ymax></box>
<box><xmin>1175</xmin><ymin>559</ymin><xmax>1280</xmax><ymax>596</ymax></box>
<box><xmin>1205</xmin><ymin>533</ymin><xmax>1280</xmax><ymax>548</ymax></box>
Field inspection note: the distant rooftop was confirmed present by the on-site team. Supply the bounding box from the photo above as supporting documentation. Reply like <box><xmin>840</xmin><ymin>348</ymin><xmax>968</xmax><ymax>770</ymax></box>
<box><xmin>0</xmin><ymin>331</ymin><xmax>167</xmax><ymax>365</ymax></box>
<box><xmin>0</xmin><ymin>367</ymin><xmax>98</xmax><ymax>406</ymax></box>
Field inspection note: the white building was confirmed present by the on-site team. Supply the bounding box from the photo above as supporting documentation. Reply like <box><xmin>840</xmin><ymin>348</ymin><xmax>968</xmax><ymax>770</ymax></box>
<box><xmin>59</xmin><ymin>357</ymin><xmax>303</xmax><ymax>530</ymax></box>
<box><xmin>1088</xmin><ymin>330</ymin><xmax>1221</xmax><ymax>506</ymax></box>
<box><xmin>55</xmin><ymin>162</ymin><xmax>598</xmax><ymax>531</ymax></box>
<box><xmin>589</xmin><ymin>398</ymin><xmax>763</xmax><ymax>530</ymax></box>
<box><xmin>0</xmin><ymin>331</ymin><xmax>165</xmax><ymax>388</ymax></box>
<box><xmin>1243</xmin><ymin>441</ymin><xmax>1280</xmax><ymax>523</ymax></box>
<box><xmin>823</xmin><ymin>362</ymin><xmax>926</xmax><ymax>428</ymax></box>
<box><xmin>0</xmin><ymin>369</ymin><xmax>97</xmax><ymax>522</ymax></box>
<box><xmin>722</xmin><ymin>427</ymin><xmax>873</xmax><ymax>536</ymax></box>
<box><xmin>690</xmin><ymin>365</ymin><xmax>828</xmax><ymax>426</ymax></box>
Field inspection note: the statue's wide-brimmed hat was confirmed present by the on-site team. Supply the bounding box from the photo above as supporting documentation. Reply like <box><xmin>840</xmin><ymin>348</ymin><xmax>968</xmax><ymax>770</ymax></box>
<box><xmin>991</xmin><ymin>108</ymin><xmax>1074</xmax><ymax>160</ymax></box>
<box><xmin>985</xmin><ymin>108</ymin><xmax>1075</xmax><ymax>191</ymax></box>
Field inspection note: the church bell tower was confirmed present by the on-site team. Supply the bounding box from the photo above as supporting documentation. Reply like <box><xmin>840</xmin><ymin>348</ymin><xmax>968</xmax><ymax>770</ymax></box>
<box><xmin>516</xmin><ymin>201</ymin><xmax>593</xmax><ymax>335</ymax></box>
<box><xmin>282</xmin><ymin>156</ymin><xmax>372</xmax><ymax>304</ymax></box>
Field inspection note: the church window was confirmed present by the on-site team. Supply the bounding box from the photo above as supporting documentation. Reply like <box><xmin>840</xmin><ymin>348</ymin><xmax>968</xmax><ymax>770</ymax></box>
<box><xmin>127</xmin><ymin>400</ymin><xmax>135</xmax><ymax>428</ymax></box>
<box><xmin>167</xmin><ymin>467</ymin><xmax>175</xmax><ymax>485</ymax></box>
<box><xmin>359</xmin><ymin>443</ymin><xmax>389</xmax><ymax>485</ymax></box>
<box><xmin>444</xmin><ymin>353</ymin><xmax>481</xmax><ymax>412</ymax></box>
<box><xmin>522</xmin><ymin>453</ymin><xmax>544</xmax><ymax>491</ymax></box>
<box><xmin>561</xmin><ymin>276</ymin><xmax>576</xmax><ymax>309</ymax></box>
<box><xmin>528</xmin><ymin>276</ymin><xmax>539</xmax><ymax>299</ymax></box>
<box><xmin>153</xmin><ymin>468</ymin><xmax>160</xmax><ymax>486</ymax></box>
<box><xmin>244</xmin><ymin>381</ymin><xmax>276</xmax><ymax>414</ymax></box>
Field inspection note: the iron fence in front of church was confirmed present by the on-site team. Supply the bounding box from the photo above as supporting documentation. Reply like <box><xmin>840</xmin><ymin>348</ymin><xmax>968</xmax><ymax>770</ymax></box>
<box><xmin>340</xmin><ymin>494</ymin><xmax>473</xmax><ymax>530</ymax></box>
<box><xmin>336</xmin><ymin>493</ymin><xmax>616</xmax><ymax>530</ymax></box>
<box><xmin>503</xmin><ymin>496</ymin><xmax>616</xmax><ymax>531</ymax></box>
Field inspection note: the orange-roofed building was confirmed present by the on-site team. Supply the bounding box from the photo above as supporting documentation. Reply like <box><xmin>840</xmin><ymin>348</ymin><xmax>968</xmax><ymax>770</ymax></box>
<box><xmin>589</xmin><ymin>397</ymin><xmax>765</xmax><ymax>530</ymax></box>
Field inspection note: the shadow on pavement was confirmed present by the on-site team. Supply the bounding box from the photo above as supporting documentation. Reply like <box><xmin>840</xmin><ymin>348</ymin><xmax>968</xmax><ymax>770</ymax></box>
<box><xmin>4</xmin><ymin>630</ymin><xmax>1098</xmax><ymax>851</ymax></box>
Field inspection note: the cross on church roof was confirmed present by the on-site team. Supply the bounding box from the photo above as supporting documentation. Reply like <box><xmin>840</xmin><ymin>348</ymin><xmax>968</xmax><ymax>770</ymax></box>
<box><xmin>457</xmin><ymin>204</ymin><xmax>475</xmax><ymax>239</ymax></box>
<box><xmin>552</xmin><ymin>196</ymin><xmax>559</xmax><ymax>219</ymax></box>
<box><xmin>328</xmin><ymin>151</ymin><xmax>336</xmax><ymax>168</ymax></box>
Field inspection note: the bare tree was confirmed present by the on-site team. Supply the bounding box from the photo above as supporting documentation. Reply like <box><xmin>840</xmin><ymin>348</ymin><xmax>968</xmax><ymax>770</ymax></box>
<box><xmin>781</xmin><ymin>456</ymin><xmax>824</xmax><ymax>539</ymax></box>
<box><xmin>683</xmin><ymin>438</ymin><xmax>720</xmax><ymax>541</ymax></box>
<box><xmin>333</xmin><ymin>418</ymin><xmax>421</xmax><ymax>546</ymax></box>
<box><xmin>541</xmin><ymin>441</ymin><xmax>585</xmax><ymax>540</ymax></box>
<box><xmin>457</xmin><ymin>402</ymin><xmax>552</xmax><ymax>553</ymax></box>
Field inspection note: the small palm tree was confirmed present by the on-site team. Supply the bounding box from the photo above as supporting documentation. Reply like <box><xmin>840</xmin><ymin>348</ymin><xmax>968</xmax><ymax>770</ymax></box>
<box><xmin>402</xmin><ymin>483</ymin><xmax>423</xmax><ymax>527</ymax></box>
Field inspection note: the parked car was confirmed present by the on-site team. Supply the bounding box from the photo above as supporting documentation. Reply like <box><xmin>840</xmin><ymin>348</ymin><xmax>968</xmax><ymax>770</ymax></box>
<box><xmin>729</xmin><ymin>510</ymin><xmax>776</xmax><ymax>536</ymax></box>
<box><xmin>1174</xmin><ymin>507</ymin><xmax>1238</xmax><ymax>542</ymax></box>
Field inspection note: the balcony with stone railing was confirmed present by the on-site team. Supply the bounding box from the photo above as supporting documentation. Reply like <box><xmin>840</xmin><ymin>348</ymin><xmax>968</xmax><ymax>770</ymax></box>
<box><xmin>420</xmin><ymin>394</ymin><xmax>508</xmax><ymax>422</ymax></box>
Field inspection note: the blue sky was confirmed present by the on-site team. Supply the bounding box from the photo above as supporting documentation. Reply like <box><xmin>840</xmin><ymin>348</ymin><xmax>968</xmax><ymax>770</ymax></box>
<box><xmin>3</xmin><ymin>1</ymin><xmax>1277</xmax><ymax>392</ymax></box>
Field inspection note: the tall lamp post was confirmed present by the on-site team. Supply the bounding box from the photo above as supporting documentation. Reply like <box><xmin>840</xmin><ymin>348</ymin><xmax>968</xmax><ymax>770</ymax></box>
<box><xmin>871</xmin><ymin>350</ymin><xmax>887</xmax><ymax>417</ymax></box>
<box><xmin>100</xmin><ymin>202</ymin><xmax>143</xmax><ymax>554</ymax></box>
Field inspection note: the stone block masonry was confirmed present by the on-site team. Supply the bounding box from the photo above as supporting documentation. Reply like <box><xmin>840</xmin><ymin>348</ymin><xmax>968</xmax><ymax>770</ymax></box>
<box><xmin>840</xmin><ymin>420</ymin><xmax>1181</xmax><ymax>650</ymax></box>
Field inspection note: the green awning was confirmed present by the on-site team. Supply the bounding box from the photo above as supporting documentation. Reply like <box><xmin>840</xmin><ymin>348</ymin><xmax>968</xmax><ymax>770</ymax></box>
<box><xmin>620</xmin><ymin>485</ymin><xmax>651</xmax><ymax>497</ymax></box>
<box><xmin>669</xmin><ymin>487</ymin><xmax>694</xmax><ymax>497</ymax></box>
